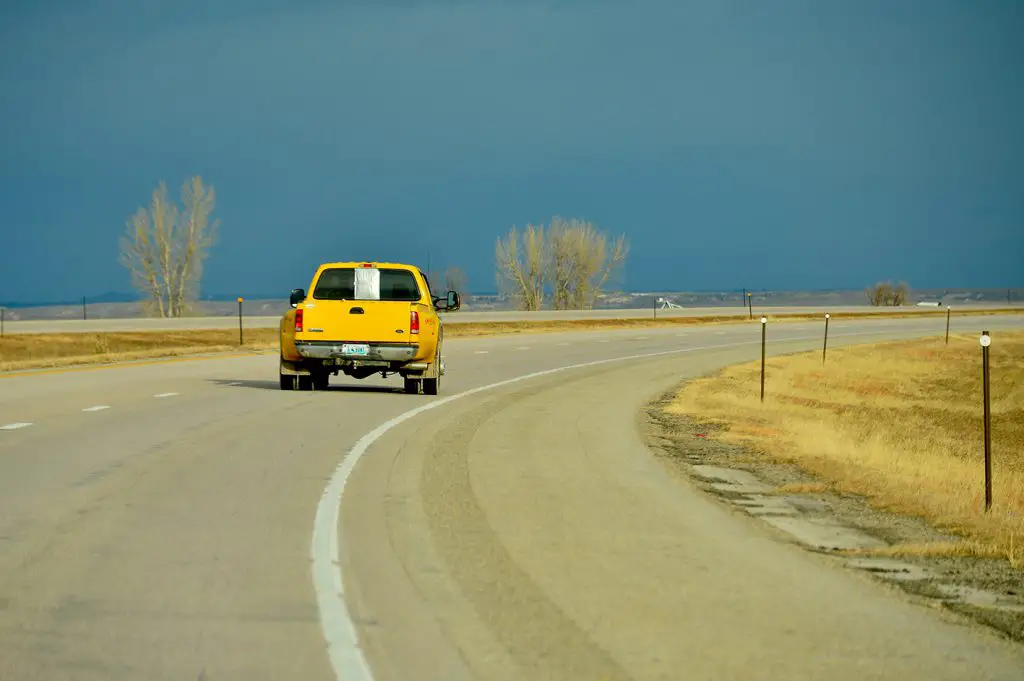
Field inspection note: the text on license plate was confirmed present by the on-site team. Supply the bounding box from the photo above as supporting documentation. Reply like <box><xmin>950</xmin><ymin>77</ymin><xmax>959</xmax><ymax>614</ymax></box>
<box><xmin>341</xmin><ymin>344</ymin><xmax>370</xmax><ymax>356</ymax></box>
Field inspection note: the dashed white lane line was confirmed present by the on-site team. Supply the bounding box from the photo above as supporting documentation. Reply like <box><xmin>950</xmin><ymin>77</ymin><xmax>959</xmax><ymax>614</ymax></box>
<box><xmin>596</xmin><ymin>339</ymin><xmax>611</xmax><ymax>343</ymax></box>
<box><xmin>227</xmin><ymin>382</ymin><xmax>243</xmax><ymax>386</ymax></box>
<box><xmin>715</xmin><ymin>331</ymin><xmax>727</xmax><ymax>335</ymax></box>
<box><xmin>635</xmin><ymin>336</ymin><xmax>650</xmax><ymax>340</ymax></box>
<box><xmin>82</xmin><ymin>405</ymin><xmax>110</xmax><ymax>412</ymax></box>
<box><xmin>515</xmin><ymin>347</ymin><xmax>530</xmax><ymax>351</ymax></box>
<box><xmin>153</xmin><ymin>392</ymin><xmax>179</xmax><ymax>398</ymax></box>
<box><xmin>1</xmin><ymin>422</ymin><xmax>32</xmax><ymax>431</ymax></box>
<box><xmin>557</xmin><ymin>342</ymin><xmax>571</xmax><ymax>346</ymax></box>
<box><xmin>474</xmin><ymin>350</ymin><xmax>490</xmax><ymax>354</ymax></box>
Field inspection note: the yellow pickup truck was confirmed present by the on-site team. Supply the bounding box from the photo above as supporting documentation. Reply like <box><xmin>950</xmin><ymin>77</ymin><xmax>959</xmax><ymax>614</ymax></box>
<box><xmin>279</xmin><ymin>261</ymin><xmax>460</xmax><ymax>394</ymax></box>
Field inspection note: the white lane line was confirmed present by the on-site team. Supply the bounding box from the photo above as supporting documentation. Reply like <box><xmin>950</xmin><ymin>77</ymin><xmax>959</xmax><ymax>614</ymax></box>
<box><xmin>82</xmin><ymin>405</ymin><xmax>110</xmax><ymax>412</ymax></box>
<box><xmin>635</xmin><ymin>336</ymin><xmax>650</xmax><ymax>340</ymax></box>
<box><xmin>715</xmin><ymin>331</ymin><xmax>727</xmax><ymax>335</ymax></box>
<box><xmin>314</xmin><ymin>327</ymin><xmax>907</xmax><ymax>681</ymax></box>
<box><xmin>596</xmin><ymin>339</ymin><xmax>610</xmax><ymax>343</ymax></box>
<box><xmin>153</xmin><ymin>392</ymin><xmax>179</xmax><ymax>398</ymax></box>
<box><xmin>557</xmin><ymin>342</ymin><xmax>571</xmax><ymax>346</ymax></box>
<box><xmin>515</xmin><ymin>346</ymin><xmax>530</xmax><ymax>351</ymax></box>
<box><xmin>1</xmin><ymin>422</ymin><xmax>32</xmax><ymax>431</ymax></box>
<box><xmin>474</xmin><ymin>350</ymin><xmax>490</xmax><ymax>354</ymax></box>
<box><xmin>227</xmin><ymin>382</ymin><xmax>243</xmax><ymax>386</ymax></box>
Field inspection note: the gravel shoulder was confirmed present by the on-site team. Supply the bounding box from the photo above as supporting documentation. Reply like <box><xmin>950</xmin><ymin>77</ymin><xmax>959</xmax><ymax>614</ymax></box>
<box><xmin>643</xmin><ymin>388</ymin><xmax>1024</xmax><ymax>644</ymax></box>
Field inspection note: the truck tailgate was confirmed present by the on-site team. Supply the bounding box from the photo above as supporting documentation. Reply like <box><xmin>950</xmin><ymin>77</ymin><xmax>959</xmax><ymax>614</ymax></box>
<box><xmin>300</xmin><ymin>299</ymin><xmax>415</xmax><ymax>344</ymax></box>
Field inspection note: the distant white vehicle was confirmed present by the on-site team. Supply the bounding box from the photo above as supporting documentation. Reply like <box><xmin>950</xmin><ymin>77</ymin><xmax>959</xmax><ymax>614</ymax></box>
<box><xmin>915</xmin><ymin>301</ymin><xmax>943</xmax><ymax>307</ymax></box>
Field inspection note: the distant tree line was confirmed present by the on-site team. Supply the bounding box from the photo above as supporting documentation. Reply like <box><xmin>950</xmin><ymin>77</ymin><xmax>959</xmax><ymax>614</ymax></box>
<box><xmin>118</xmin><ymin>176</ymin><xmax>219</xmax><ymax>317</ymax></box>
<box><xmin>867</xmin><ymin>280</ymin><xmax>910</xmax><ymax>306</ymax></box>
<box><xmin>494</xmin><ymin>216</ymin><xmax>628</xmax><ymax>311</ymax></box>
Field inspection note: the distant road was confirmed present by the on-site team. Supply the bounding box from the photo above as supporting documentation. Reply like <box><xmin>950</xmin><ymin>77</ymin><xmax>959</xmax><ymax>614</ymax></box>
<box><xmin>5</xmin><ymin>303</ymin><xmax>1021</xmax><ymax>334</ymax></box>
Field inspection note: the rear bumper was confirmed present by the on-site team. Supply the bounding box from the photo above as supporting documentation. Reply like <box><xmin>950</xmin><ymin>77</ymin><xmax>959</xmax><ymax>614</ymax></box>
<box><xmin>295</xmin><ymin>341</ymin><xmax>420</xmax><ymax>362</ymax></box>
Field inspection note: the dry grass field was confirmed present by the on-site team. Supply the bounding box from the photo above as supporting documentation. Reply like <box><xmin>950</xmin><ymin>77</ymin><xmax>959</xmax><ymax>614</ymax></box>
<box><xmin>1</xmin><ymin>308</ymin><xmax>1020</xmax><ymax>373</ymax></box>
<box><xmin>666</xmin><ymin>331</ymin><xmax>1024</xmax><ymax>566</ymax></box>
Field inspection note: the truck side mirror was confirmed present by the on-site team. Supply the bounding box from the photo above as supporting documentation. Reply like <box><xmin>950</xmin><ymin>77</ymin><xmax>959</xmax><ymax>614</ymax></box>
<box><xmin>290</xmin><ymin>288</ymin><xmax>305</xmax><ymax>307</ymax></box>
<box><xmin>446</xmin><ymin>291</ymin><xmax>461</xmax><ymax>312</ymax></box>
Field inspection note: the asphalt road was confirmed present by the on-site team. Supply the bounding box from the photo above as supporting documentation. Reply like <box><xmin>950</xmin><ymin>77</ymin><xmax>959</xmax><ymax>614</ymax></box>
<box><xmin>2</xmin><ymin>315</ymin><xmax>1023</xmax><ymax>680</ymax></box>
<box><xmin>6</xmin><ymin>303</ymin><xmax>1021</xmax><ymax>334</ymax></box>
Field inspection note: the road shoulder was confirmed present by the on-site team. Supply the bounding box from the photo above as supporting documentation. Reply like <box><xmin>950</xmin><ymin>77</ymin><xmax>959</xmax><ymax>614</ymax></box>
<box><xmin>642</xmin><ymin>388</ymin><xmax>1024</xmax><ymax>645</ymax></box>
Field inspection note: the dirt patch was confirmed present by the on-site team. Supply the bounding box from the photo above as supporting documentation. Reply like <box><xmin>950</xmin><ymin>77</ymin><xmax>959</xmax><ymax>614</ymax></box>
<box><xmin>643</xmin><ymin>391</ymin><xmax>1024</xmax><ymax>644</ymax></box>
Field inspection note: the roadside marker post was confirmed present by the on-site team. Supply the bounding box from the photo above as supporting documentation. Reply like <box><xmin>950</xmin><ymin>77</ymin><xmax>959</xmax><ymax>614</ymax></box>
<box><xmin>748</xmin><ymin>293</ymin><xmax>753</xmax><ymax>320</ymax></box>
<box><xmin>1</xmin><ymin>307</ymin><xmax>4</xmax><ymax>337</ymax></box>
<box><xmin>82</xmin><ymin>296</ymin><xmax>87</xmax><ymax>320</ymax></box>
<box><xmin>822</xmin><ymin>313</ymin><xmax>830</xmax><ymax>364</ymax></box>
<box><xmin>760</xmin><ymin>316</ymin><xmax>767</xmax><ymax>402</ymax></box>
<box><xmin>981</xmin><ymin>331</ymin><xmax>992</xmax><ymax>512</ymax></box>
<box><xmin>945</xmin><ymin>306</ymin><xmax>952</xmax><ymax>345</ymax></box>
<box><xmin>237</xmin><ymin>297</ymin><xmax>244</xmax><ymax>345</ymax></box>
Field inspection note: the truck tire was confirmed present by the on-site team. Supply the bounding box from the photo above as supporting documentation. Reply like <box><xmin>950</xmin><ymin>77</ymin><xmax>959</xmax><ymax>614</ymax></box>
<box><xmin>423</xmin><ymin>343</ymin><xmax>442</xmax><ymax>396</ymax></box>
<box><xmin>404</xmin><ymin>377</ymin><xmax>421</xmax><ymax>394</ymax></box>
<box><xmin>312</xmin><ymin>371</ymin><xmax>330</xmax><ymax>391</ymax></box>
<box><xmin>297</xmin><ymin>375</ymin><xmax>313</xmax><ymax>391</ymax></box>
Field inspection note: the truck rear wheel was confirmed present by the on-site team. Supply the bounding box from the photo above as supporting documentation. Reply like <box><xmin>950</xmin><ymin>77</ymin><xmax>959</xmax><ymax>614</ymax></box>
<box><xmin>423</xmin><ymin>343</ymin><xmax>442</xmax><ymax>396</ymax></box>
<box><xmin>312</xmin><ymin>371</ymin><xmax>330</xmax><ymax>391</ymax></box>
<box><xmin>403</xmin><ymin>377</ymin><xmax>421</xmax><ymax>394</ymax></box>
<box><xmin>280</xmin><ymin>359</ymin><xmax>297</xmax><ymax>390</ymax></box>
<box><xmin>297</xmin><ymin>375</ymin><xmax>313</xmax><ymax>391</ymax></box>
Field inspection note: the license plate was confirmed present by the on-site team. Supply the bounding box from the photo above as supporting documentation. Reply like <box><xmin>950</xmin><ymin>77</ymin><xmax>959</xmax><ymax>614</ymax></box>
<box><xmin>340</xmin><ymin>343</ymin><xmax>370</xmax><ymax>357</ymax></box>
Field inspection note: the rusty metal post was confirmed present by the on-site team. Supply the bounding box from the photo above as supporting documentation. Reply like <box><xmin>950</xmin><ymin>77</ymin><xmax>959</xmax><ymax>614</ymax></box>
<box><xmin>823</xmin><ymin>313</ymin><xmax>830</xmax><ymax>364</ymax></box>
<box><xmin>760</xmin><ymin>316</ymin><xmax>767</xmax><ymax>402</ymax></box>
<box><xmin>237</xmin><ymin>297</ymin><xmax>244</xmax><ymax>345</ymax></box>
<box><xmin>946</xmin><ymin>306</ymin><xmax>952</xmax><ymax>345</ymax></box>
<box><xmin>981</xmin><ymin>331</ymin><xmax>992</xmax><ymax>512</ymax></box>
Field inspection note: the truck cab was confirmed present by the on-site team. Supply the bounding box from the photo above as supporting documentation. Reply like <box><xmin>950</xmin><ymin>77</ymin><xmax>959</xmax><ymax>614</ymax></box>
<box><xmin>279</xmin><ymin>261</ymin><xmax>460</xmax><ymax>394</ymax></box>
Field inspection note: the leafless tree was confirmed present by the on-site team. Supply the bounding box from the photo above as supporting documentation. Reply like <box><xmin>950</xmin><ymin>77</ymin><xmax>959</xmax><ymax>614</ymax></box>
<box><xmin>495</xmin><ymin>217</ymin><xmax>628</xmax><ymax>311</ymax></box>
<box><xmin>444</xmin><ymin>266</ymin><xmax>468</xmax><ymax>294</ymax></box>
<box><xmin>495</xmin><ymin>224</ymin><xmax>546</xmax><ymax>310</ymax></box>
<box><xmin>119</xmin><ymin>176</ymin><xmax>219</xmax><ymax>317</ymax></box>
<box><xmin>867</xmin><ymin>280</ymin><xmax>910</xmax><ymax>306</ymax></box>
<box><xmin>550</xmin><ymin>217</ymin><xmax>628</xmax><ymax>310</ymax></box>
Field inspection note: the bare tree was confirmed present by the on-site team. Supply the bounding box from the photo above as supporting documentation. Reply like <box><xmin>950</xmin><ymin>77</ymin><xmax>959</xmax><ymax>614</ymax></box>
<box><xmin>495</xmin><ymin>224</ymin><xmax>546</xmax><ymax>310</ymax></box>
<box><xmin>867</xmin><ymin>281</ymin><xmax>891</xmax><ymax>306</ymax></box>
<box><xmin>495</xmin><ymin>217</ymin><xmax>628</xmax><ymax>311</ymax></box>
<box><xmin>444</xmin><ymin>266</ymin><xmax>468</xmax><ymax>294</ymax></box>
<box><xmin>119</xmin><ymin>176</ymin><xmax>219</xmax><ymax>317</ymax></box>
<box><xmin>892</xmin><ymin>281</ymin><xmax>910</xmax><ymax>306</ymax></box>
<box><xmin>867</xmin><ymin>280</ymin><xmax>910</xmax><ymax>306</ymax></box>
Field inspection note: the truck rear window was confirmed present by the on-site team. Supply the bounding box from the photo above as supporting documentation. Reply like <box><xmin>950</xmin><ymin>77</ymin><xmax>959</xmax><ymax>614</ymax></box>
<box><xmin>312</xmin><ymin>268</ymin><xmax>421</xmax><ymax>302</ymax></box>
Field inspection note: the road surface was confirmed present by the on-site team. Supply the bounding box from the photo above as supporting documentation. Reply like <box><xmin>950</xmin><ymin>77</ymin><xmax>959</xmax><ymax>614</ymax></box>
<box><xmin>6</xmin><ymin>303</ymin><xmax>1021</xmax><ymax>334</ymax></box>
<box><xmin>2</xmin><ymin>315</ymin><xmax>1023</xmax><ymax>680</ymax></box>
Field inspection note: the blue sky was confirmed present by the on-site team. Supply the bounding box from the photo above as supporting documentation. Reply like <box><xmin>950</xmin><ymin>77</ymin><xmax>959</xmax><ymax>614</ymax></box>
<box><xmin>1</xmin><ymin>0</ymin><xmax>1021</xmax><ymax>303</ymax></box>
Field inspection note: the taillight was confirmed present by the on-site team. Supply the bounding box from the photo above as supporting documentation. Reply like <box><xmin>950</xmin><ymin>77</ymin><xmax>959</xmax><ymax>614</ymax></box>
<box><xmin>410</xmin><ymin>309</ymin><xmax>420</xmax><ymax>335</ymax></box>
<box><xmin>295</xmin><ymin>308</ymin><xmax>304</xmax><ymax>332</ymax></box>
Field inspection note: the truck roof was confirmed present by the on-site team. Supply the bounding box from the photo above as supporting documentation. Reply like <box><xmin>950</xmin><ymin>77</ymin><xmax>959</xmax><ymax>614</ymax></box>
<box><xmin>316</xmin><ymin>261</ymin><xmax>420</xmax><ymax>270</ymax></box>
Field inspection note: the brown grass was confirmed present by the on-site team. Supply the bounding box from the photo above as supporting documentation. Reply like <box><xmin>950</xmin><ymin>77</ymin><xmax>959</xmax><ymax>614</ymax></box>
<box><xmin>0</xmin><ymin>330</ymin><xmax>279</xmax><ymax>372</ymax></box>
<box><xmin>666</xmin><ymin>331</ymin><xmax>1024</xmax><ymax>567</ymax></box>
<box><xmin>1</xmin><ymin>308</ymin><xmax>1020</xmax><ymax>374</ymax></box>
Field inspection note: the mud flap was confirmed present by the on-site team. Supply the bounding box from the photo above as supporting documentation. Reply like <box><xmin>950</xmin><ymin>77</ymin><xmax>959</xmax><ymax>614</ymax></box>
<box><xmin>280</xmin><ymin>357</ymin><xmax>312</xmax><ymax>376</ymax></box>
